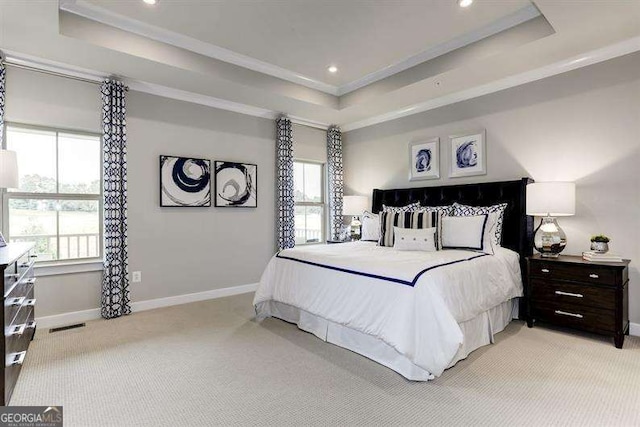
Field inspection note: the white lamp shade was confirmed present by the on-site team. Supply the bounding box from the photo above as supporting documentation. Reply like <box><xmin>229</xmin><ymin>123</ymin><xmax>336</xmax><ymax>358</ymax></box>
<box><xmin>526</xmin><ymin>182</ymin><xmax>575</xmax><ymax>216</ymax></box>
<box><xmin>0</xmin><ymin>150</ymin><xmax>19</xmax><ymax>189</ymax></box>
<box><xmin>343</xmin><ymin>195</ymin><xmax>369</xmax><ymax>216</ymax></box>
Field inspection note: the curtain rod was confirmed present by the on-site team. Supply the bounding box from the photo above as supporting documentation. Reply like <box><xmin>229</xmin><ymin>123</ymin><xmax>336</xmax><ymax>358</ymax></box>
<box><xmin>3</xmin><ymin>61</ymin><xmax>102</xmax><ymax>86</ymax></box>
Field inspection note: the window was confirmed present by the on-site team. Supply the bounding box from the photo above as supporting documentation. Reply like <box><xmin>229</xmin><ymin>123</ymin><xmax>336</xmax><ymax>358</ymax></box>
<box><xmin>3</xmin><ymin>124</ymin><xmax>102</xmax><ymax>263</ymax></box>
<box><xmin>293</xmin><ymin>161</ymin><xmax>325</xmax><ymax>244</ymax></box>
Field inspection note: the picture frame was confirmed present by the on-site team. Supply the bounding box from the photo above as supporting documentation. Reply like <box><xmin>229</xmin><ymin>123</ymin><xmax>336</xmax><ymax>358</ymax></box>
<box><xmin>448</xmin><ymin>130</ymin><xmax>486</xmax><ymax>178</ymax></box>
<box><xmin>214</xmin><ymin>161</ymin><xmax>258</xmax><ymax>208</ymax></box>
<box><xmin>159</xmin><ymin>155</ymin><xmax>211</xmax><ymax>207</ymax></box>
<box><xmin>409</xmin><ymin>138</ymin><xmax>440</xmax><ymax>181</ymax></box>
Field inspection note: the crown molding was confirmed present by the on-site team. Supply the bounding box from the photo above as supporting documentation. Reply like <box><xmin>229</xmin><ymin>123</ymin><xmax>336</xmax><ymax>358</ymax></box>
<box><xmin>59</xmin><ymin>0</ymin><xmax>340</xmax><ymax>95</ymax></box>
<box><xmin>336</xmin><ymin>4</ymin><xmax>541</xmax><ymax>96</ymax></box>
<box><xmin>341</xmin><ymin>35</ymin><xmax>640</xmax><ymax>132</ymax></box>
<box><xmin>59</xmin><ymin>0</ymin><xmax>541</xmax><ymax>97</ymax></box>
<box><xmin>3</xmin><ymin>50</ymin><xmax>330</xmax><ymax>128</ymax></box>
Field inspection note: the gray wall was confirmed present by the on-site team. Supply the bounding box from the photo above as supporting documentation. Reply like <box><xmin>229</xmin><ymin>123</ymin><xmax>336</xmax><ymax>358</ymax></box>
<box><xmin>6</xmin><ymin>67</ymin><xmax>276</xmax><ymax>317</ymax></box>
<box><xmin>344</xmin><ymin>53</ymin><xmax>640</xmax><ymax>324</ymax></box>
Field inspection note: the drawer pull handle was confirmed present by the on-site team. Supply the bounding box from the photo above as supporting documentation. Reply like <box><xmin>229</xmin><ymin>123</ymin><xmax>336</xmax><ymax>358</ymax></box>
<box><xmin>7</xmin><ymin>323</ymin><xmax>26</xmax><ymax>337</ymax></box>
<box><xmin>29</xmin><ymin>254</ymin><xmax>38</xmax><ymax>259</ymax></box>
<box><xmin>26</xmin><ymin>321</ymin><xmax>36</xmax><ymax>329</ymax></box>
<box><xmin>541</xmin><ymin>268</ymin><xmax>550</xmax><ymax>273</ymax></box>
<box><xmin>23</xmin><ymin>278</ymin><xmax>37</xmax><ymax>285</ymax></box>
<box><xmin>589</xmin><ymin>274</ymin><xmax>599</xmax><ymax>279</ymax></box>
<box><xmin>6</xmin><ymin>351</ymin><xmax>26</xmax><ymax>367</ymax></box>
<box><xmin>7</xmin><ymin>297</ymin><xmax>25</xmax><ymax>307</ymax></box>
<box><xmin>555</xmin><ymin>291</ymin><xmax>583</xmax><ymax>298</ymax></box>
<box><xmin>22</xmin><ymin>298</ymin><xmax>36</xmax><ymax>307</ymax></box>
<box><xmin>555</xmin><ymin>310</ymin><xmax>583</xmax><ymax>319</ymax></box>
<box><xmin>7</xmin><ymin>274</ymin><xmax>20</xmax><ymax>279</ymax></box>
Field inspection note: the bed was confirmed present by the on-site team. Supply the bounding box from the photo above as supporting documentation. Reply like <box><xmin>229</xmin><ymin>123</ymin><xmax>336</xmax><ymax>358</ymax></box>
<box><xmin>254</xmin><ymin>178</ymin><xmax>534</xmax><ymax>380</ymax></box>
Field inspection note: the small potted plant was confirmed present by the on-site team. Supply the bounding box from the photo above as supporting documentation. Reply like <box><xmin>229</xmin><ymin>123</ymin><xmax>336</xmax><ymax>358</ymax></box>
<box><xmin>590</xmin><ymin>235</ymin><xmax>610</xmax><ymax>253</ymax></box>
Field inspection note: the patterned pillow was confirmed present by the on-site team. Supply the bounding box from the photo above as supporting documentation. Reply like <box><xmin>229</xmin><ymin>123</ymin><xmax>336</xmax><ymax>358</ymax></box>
<box><xmin>382</xmin><ymin>202</ymin><xmax>421</xmax><ymax>212</ymax></box>
<box><xmin>378</xmin><ymin>210</ymin><xmax>440</xmax><ymax>248</ymax></box>
<box><xmin>416</xmin><ymin>205</ymin><xmax>454</xmax><ymax>216</ymax></box>
<box><xmin>360</xmin><ymin>211</ymin><xmax>380</xmax><ymax>242</ymax></box>
<box><xmin>452</xmin><ymin>202</ymin><xmax>508</xmax><ymax>246</ymax></box>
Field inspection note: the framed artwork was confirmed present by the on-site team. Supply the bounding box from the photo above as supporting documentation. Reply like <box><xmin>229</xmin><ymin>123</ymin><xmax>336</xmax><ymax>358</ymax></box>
<box><xmin>449</xmin><ymin>130</ymin><xmax>486</xmax><ymax>178</ymax></box>
<box><xmin>159</xmin><ymin>155</ymin><xmax>211</xmax><ymax>207</ymax></box>
<box><xmin>409</xmin><ymin>138</ymin><xmax>440</xmax><ymax>181</ymax></box>
<box><xmin>214</xmin><ymin>161</ymin><xmax>257</xmax><ymax>208</ymax></box>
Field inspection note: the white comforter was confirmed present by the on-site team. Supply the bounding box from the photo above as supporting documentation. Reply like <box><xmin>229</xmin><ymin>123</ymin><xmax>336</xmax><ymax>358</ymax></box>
<box><xmin>253</xmin><ymin>241</ymin><xmax>523</xmax><ymax>377</ymax></box>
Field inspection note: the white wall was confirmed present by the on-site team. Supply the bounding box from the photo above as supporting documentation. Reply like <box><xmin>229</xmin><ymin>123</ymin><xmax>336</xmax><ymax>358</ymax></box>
<box><xmin>344</xmin><ymin>53</ymin><xmax>640</xmax><ymax>323</ymax></box>
<box><xmin>5</xmin><ymin>67</ymin><xmax>276</xmax><ymax>317</ymax></box>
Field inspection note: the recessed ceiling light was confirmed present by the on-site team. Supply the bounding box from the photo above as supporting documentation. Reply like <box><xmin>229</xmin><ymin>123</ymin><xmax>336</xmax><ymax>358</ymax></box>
<box><xmin>327</xmin><ymin>65</ymin><xmax>338</xmax><ymax>73</ymax></box>
<box><xmin>458</xmin><ymin>0</ymin><xmax>473</xmax><ymax>7</ymax></box>
<box><xmin>143</xmin><ymin>0</ymin><xmax>158</xmax><ymax>5</ymax></box>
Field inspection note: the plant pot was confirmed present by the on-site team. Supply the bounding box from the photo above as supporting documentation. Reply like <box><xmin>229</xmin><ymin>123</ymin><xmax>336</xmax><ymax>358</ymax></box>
<box><xmin>590</xmin><ymin>241</ymin><xmax>609</xmax><ymax>254</ymax></box>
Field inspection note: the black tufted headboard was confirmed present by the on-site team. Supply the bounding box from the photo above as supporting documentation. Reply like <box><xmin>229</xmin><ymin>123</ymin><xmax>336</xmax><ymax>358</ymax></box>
<box><xmin>372</xmin><ymin>177</ymin><xmax>534</xmax><ymax>263</ymax></box>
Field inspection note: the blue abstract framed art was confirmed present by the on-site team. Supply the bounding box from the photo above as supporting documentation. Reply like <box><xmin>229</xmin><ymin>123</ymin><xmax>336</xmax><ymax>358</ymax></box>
<box><xmin>409</xmin><ymin>138</ymin><xmax>440</xmax><ymax>181</ymax></box>
<box><xmin>448</xmin><ymin>130</ymin><xmax>486</xmax><ymax>178</ymax></box>
<box><xmin>214</xmin><ymin>161</ymin><xmax>258</xmax><ymax>208</ymax></box>
<box><xmin>160</xmin><ymin>155</ymin><xmax>211</xmax><ymax>207</ymax></box>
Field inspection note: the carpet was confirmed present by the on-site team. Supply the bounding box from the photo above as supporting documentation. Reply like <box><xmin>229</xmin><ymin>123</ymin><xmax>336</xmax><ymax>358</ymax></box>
<box><xmin>11</xmin><ymin>293</ymin><xmax>640</xmax><ymax>426</ymax></box>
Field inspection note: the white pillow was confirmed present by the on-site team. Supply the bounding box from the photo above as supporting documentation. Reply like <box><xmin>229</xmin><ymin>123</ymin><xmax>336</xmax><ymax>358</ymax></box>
<box><xmin>393</xmin><ymin>227</ymin><xmax>437</xmax><ymax>252</ymax></box>
<box><xmin>360</xmin><ymin>211</ymin><xmax>380</xmax><ymax>242</ymax></box>
<box><xmin>440</xmin><ymin>215</ymin><xmax>490</xmax><ymax>252</ymax></box>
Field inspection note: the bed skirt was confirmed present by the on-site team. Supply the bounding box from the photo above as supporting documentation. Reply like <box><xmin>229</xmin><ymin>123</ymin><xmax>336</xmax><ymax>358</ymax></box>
<box><xmin>254</xmin><ymin>298</ymin><xmax>518</xmax><ymax>381</ymax></box>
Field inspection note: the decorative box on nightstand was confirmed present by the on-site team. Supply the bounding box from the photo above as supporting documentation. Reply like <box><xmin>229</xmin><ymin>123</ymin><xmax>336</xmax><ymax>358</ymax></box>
<box><xmin>526</xmin><ymin>254</ymin><xmax>630</xmax><ymax>348</ymax></box>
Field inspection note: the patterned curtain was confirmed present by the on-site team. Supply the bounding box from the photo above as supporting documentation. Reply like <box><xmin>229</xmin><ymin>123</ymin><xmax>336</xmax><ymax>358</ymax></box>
<box><xmin>101</xmin><ymin>79</ymin><xmax>131</xmax><ymax>319</ymax></box>
<box><xmin>327</xmin><ymin>126</ymin><xmax>344</xmax><ymax>241</ymax></box>
<box><xmin>276</xmin><ymin>116</ymin><xmax>295</xmax><ymax>250</ymax></box>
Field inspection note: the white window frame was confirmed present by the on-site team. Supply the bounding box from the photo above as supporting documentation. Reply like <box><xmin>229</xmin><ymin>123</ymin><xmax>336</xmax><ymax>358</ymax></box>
<box><xmin>293</xmin><ymin>160</ymin><xmax>326</xmax><ymax>245</ymax></box>
<box><xmin>2</xmin><ymin>122</ymin><xmax>104</xmax><ymax>269</ymax></box>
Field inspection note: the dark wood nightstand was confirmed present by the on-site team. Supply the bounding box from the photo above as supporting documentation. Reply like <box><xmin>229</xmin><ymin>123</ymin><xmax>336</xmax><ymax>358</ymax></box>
<box><xmin>527</xmin><ymin>254</ymin><xmax>630</xmax><ymax>348</ymax></box>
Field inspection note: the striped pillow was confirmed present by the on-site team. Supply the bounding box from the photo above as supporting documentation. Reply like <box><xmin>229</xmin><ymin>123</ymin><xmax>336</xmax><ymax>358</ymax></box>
<box><xmin>378</xmin><ymin>210</ymin><xmax>440</xmax><ymax>248</ymax></box>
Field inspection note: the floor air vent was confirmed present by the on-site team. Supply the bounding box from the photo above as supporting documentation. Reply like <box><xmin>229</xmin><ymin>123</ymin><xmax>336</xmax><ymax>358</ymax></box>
<box><xmin>49</xmin><ymin>323</ymin><xmax>86</xmax><ymax>333</ymax></box>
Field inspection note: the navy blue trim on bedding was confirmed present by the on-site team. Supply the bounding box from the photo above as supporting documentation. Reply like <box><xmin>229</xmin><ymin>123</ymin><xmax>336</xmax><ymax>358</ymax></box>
<box><xmin>275</xmin><ymin>252</ymin><xmax>489</xmax><ymax>287</ymax></box>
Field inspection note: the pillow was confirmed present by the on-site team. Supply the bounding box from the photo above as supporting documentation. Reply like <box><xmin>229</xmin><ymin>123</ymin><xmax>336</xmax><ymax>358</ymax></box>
<box><xmin>378</xmin><ymin>210</ymin><xmax>439</xmax><ymax>248</ymax></box>
<box><xmin>453</xmin><ymin>202</ymin><xmax>508</xmax><ymax>246</ymax></box>
<box><xmin>360</xmin><ymin>211</ymin><xmax>380</xmax><ymax>242</ymax></box>
<box><xmin>416</xmin><ymin>205</ymin><xmax>454</xmax><ymax>215</ymax></box>
<box><xmin>382</xmin><ymin>202</ymin><xmax>421</xmax><ymax>212</ymax></box>
<box><xmin>393</xmin><ymin>227</ymin><xmax>437</xmax><ymax>252</ymax></box>
<box><xmin>440</xmin><ymin>214</ymin><xmax>489</xmax><ymax>252</ymax></box>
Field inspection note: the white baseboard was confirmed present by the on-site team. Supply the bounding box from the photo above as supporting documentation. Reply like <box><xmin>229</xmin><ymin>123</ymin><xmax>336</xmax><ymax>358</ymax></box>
<box><xmin>630</xmin><ymin>322</ymin><xmax>640</xmax><ymax>337</ymax></box>
<box><xmin>36</xmin><ymin>283</ymin><xmax>258</xmax><ymax>329</ymax></box>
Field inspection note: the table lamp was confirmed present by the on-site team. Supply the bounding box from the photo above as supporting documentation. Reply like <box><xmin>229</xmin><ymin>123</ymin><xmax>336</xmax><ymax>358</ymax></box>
<box><xmin>342</xmin><ymin>195</ymin><xmax>368</xmax><ymax>240</ymax></box>
<box><xmin>526</xmin><ymin>182</ymin><xmax>575</xmax><ymax>258</ymax></box>
<box><xmin>0</xmin><ymin>150</ymin><xmax>19</xmax><ymax>247</ymax></box>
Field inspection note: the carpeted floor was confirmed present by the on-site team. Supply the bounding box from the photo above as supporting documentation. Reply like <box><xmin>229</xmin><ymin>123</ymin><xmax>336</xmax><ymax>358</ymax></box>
<box><xmin>11</xmin><ymin>293</ymin><xmax>640</xmax><ymax>426</ymax></box>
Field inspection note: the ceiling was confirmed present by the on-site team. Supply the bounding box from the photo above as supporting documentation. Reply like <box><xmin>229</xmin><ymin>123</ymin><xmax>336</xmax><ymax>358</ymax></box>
<box><xmin>0</xmin><ymin>0</ymin><xmax>639</xmax><ymax>131</ymax></box>
<box><xmin>79</xmin><ymin>0</ymin><xmax>533</xmax><ymax>87</ymax></box>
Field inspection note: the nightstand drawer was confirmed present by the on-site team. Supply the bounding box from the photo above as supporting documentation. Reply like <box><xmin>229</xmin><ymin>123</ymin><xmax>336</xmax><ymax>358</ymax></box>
<box><xmin>529</xmin><ymin>261</ymin><xmax>617</xmax><ymax>285</ymax></box>
<box><xmin>532</xmin><ymin>303</ymin><xmax>615</xmax><ymax>333</ymax></box>
<box><xmin>530</xmin><ymin>279</ymin><xmax>615</xmax><ymax>310</ymax></box>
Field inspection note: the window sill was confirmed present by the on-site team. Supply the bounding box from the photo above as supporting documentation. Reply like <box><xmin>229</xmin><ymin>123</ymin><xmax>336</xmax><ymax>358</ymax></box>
<box><xmin>34</xmin><ymin>260</ymin><xmax>104</xmax><ymax>277</ymax></box>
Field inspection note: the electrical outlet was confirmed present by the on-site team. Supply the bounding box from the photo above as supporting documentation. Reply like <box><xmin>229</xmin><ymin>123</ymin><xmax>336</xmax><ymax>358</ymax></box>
<box><xmin>132</xmin><ymin>271</ymin><xmax>142</xmax><ymax>283</ymax></box>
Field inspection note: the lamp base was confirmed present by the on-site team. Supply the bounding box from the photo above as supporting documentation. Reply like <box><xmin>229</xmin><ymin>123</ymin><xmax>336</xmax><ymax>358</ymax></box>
<box><xmin>533</xmin><ymin>216</ymin><xmax>567</xmax><ymax>258</ymax></box>
<box><xmin>540</xmin><ymin>252</ymin><xmax>560</xmax><ymax>258</ymax></box>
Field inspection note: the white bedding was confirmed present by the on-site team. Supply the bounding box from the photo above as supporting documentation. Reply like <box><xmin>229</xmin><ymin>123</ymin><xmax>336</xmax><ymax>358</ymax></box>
<box><xmin>253</xmin><ymin>241</ymin><xmax>523</xmax><ymax>378</ymax></box>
